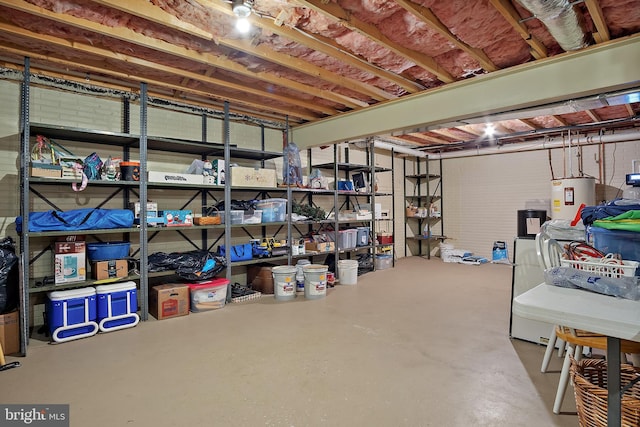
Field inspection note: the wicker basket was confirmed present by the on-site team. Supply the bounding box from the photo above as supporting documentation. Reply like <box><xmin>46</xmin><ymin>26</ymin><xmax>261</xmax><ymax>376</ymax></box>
<box><xmin>194</xmin><ymin>206</ymin><xmax>221</xmax><ymax>225</ymax></box>
<box><xmin>570</xmin><ymin>357</ymin><xmax>640</xmax><ymax>426</ymax></box>
<box><xmin>194</xmin><ymin>216</ymin><xmax>221</xmax><ymax>225</ymax></box>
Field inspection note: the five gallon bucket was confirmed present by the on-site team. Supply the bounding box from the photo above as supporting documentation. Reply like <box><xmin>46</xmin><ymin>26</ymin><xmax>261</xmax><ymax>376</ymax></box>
<box><xmin>338</xmin><ymin>260</ymin><xmax>358</xmax><ymax>285</ymax></box>
<box><xmin>303</xmin><ymin>264</ymin><xmax>328</xmax><ymax>299</ymax></box>
<box><xmin>272</xmin><ymin>265</ymin><xmax>297</xmax><ymax>301</ymax></box>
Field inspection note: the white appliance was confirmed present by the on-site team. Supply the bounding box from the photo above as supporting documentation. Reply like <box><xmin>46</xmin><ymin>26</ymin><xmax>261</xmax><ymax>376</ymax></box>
<box><xmin>509</xmin><ymin>237</ymin><xmax>555</xmax><ymax>345</ymax></box>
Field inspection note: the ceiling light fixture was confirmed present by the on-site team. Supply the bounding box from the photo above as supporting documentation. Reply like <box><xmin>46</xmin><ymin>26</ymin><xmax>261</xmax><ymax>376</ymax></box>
<box><xmin>232</xmin><ymin>0</ymin><xmax>251</xmax><ymax>18</ymax></box>
<box><xmin>484</xmin><ymin>123</ymin><xmax>496</xmax><ymax>138</ymax></box>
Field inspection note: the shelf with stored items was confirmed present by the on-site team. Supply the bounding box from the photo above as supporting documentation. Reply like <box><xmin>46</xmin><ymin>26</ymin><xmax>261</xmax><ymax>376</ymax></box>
<box><xmin>17</xmin><ymin>62</ymin><xmax>286</xmax><ymax>353</ymax></box>
<box><xmin>404</xmin><ymin>156</ymin><xmax>446</xmax><ymax>259</ymax></box>
<box><xmin>295</xmin><ymin>141</ymin><xmax>395</xmax><ymax>277</ymax></box>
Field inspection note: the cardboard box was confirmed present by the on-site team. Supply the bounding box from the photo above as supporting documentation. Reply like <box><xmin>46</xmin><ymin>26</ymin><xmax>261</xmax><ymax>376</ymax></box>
<box><xmin>91</xmin><ymin>259</ymin><xmax>128</xmax><ymax>280</ymax></box>
<box><xmin>54</xmin><ymin>240</ymin><xmax>86</xmax><ymax>284</ymax></box>
<box><xmin>129</xmin><ymin>202</ymin><xmax>159</xmax><ymax>219</ymax></box>
<box><xmin>0</xmin><ymin>309</ymin><xmax>20</xmax><ymax>356</ymax></box>
<box><xmin>30</xmin><ymin>162</ymin><xmax>62</xmax><ymax>178</ymax></box>
<box><xmin>148</xmin><ymin>171</ymin><xmax>202</xmax><ymax>185</ymax></box>
<box><xmin>305</xmin><ymin>241</ymin><xmax>335</xmax><ymax>253</ymax></box>
<box><xmin>162</xmin><ymin>210</ymin><xmax>193</xmax><ymax>227</ymax></box>
<box><xmin>149</xmin><ymin>283</ymin><xmax>190</xmax><ymax>320</ymax></box>
<box><xmin>230</xmin><ymin>166</ymin><xmax>277</xmax><ymax>188</ymax></box>
<box><xmin>247</xmin><ymin>264</ymin><xmax>275</xmax><ymax>294</ymax></box>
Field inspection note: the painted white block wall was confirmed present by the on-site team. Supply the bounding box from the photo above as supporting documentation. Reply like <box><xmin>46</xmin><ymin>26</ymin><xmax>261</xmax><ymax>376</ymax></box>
<box><xmin>441</xmin><ymin>140</ymin><xmax>640</xmax><ymax>259</ymax></box>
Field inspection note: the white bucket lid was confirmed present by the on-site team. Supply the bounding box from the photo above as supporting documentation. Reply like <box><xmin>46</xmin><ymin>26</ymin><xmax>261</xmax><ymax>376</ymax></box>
<box><xmin>48</xmin><ymin>287</ymin><xmax>96</xmax><ymax>300</ymax></box>
<box><xmin>95</xmin><ymin>281</ymin><xmax>137</xmax><ymax>293</ymax></box>
<box><xmin>272</xmin><ymin>265</ymin><xmax>297</xmax><ymax>274</ymax></box>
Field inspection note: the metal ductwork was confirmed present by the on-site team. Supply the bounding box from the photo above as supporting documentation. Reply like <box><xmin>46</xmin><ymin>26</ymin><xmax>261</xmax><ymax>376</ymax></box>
<box><xmin>516</xmin><ymin>0</ymin><xmax>590</xmax><ymax>51</ymax></box>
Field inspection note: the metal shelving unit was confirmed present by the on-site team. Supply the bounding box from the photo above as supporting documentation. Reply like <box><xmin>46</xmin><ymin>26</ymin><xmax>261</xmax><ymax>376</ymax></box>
<box><xmin>291</xmin><ymin>141</ymin><xmax>395</xmax><ymax>277</ymax></box>
<box><xmin>404</xmin><ymin>157</ymin><xmax>446</xmax><ymax>259</ymax></box>
<box><xmin>17</xmin><ymin>63</ymin><xmax>285</xmax><ymax>354</ymax></box>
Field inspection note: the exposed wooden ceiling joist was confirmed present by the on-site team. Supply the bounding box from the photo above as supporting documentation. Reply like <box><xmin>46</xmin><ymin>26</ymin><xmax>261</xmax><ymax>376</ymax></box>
<box><xmin>584</xmin><ymin>0</ymin><xmax>611</xmax><ymax>43</ymax></box>
<box><xmin>93</xmin><ymin>0</ymin><xmax>393</xmax><ymax>102</ymax></box>
<box><xmin>488</xmin><ymin>0</ymin><xmax>548</xmax><ymax>59</ymax></box>
<box><xmin>295</xmin><ymin>0</ymin><xmax>455</xmax><ymax>83</ymax></box>
<box><xmin>585</xmin><ymin>109</ymin><xmax>602</xmax><ymax>122</ymax></box>
<box><xmin>0</xmin><ymin>22</ymin><xmax>327</xmax><ymax>120</ymax></box>
<box><xmin>0</xmin><ymin>0</ymin><xmax>367</xmax><ymax>110</ymax></box>
<box><xmin>393</xmin><ymin>0</ymin><xmax>498</xmax><ymax>72</ymax></box>
<box><xmin>194</xmin><ymin>0</ymin><xmax>424</xmax><ymax>94</ymax></box>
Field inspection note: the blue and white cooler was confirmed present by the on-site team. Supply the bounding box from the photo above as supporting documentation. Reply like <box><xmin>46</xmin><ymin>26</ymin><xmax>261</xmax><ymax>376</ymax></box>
<box><xmin>47</xmin><ymin>287</ymin><xmax>99</xmax><ymax>343</ymax></box>
<box><xmin>95</xmin><ymin>281</ymin><xmax>140</xmax><ymax>332</ymax></box>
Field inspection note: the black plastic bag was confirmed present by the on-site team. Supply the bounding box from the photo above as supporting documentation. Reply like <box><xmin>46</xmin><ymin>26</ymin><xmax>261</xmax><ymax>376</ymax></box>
<box><xmin>148</xmin><ymin>250</ymin><xmax>226</xmax><ymax>281</ymax></box>
<box><xmin>0</xmin><ymin>237</ymin><xmax>19</xmax><ymax>314</ymax></box>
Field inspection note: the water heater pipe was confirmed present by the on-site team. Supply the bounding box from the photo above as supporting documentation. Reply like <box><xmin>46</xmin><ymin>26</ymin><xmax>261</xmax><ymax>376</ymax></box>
<box><xmin>433</xmin><ymin>129</ymin><xmax>640</xmax><ymax>159</ymax></box>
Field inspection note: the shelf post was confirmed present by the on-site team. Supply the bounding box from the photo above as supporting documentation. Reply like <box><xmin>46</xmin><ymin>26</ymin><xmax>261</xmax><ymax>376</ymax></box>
<box><xmin>19</xmin><ymin>56</ymin><xmax>31</xmax><ymax>355</ymax></box>
<box><xmin>138</xmin><ymin>82</ymin><xmax>149</xmax><ymax>320</ymax></box>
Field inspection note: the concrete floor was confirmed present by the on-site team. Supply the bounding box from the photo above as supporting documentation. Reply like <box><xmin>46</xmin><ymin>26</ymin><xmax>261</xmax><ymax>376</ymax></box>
<box><xmin>1</xmin><ymin>257</ymin><xmax>579</xmax><ymax>426</ymax></box>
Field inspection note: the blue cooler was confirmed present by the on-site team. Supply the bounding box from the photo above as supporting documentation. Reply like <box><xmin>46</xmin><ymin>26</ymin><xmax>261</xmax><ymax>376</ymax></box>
<box><xmin>47</xmin><ymin>287</ymin><xmax>99</xmax><ymax>343</ymax></box>
<box><xmin>96</xmin><ymin>281</ymin><xmax>140</xmax><ymax>332</ymax></box>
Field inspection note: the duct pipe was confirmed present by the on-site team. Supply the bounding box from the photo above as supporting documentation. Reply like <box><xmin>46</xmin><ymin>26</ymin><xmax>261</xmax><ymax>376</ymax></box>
<box><xmin>434</xmin><ymin>129</ymin><xmax>640</xmax><ymax>159</ymax></box>
<box><xmin>373</xmin><ymin>140</ymin><xmax>427</xmax><ymax>157</ymax></box>
<box><xmin>516</xmin><ymin>0</ymin><xmax>590</xmax><ymax>51</ymax></box>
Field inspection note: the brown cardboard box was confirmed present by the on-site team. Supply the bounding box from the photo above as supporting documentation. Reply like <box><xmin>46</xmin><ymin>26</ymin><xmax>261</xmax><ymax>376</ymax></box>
<box><xmin>0</xmin><ymin>309</ymin><xmax>20</xmax><ymax>356</ymax></box>
<box><xmin>54</xmin><ymin>240</ymin><xmax>86</xmax><ymax>284</ymax></box>
<box><xmin>247</xmin><ymin>264</ymin><xmax>275</xmax><ymax>294</ymax></box>
<box><xmin>91</xmin><ymin>259</ymin><xmax>128</xmax><ymax>280</ymax></box>
<box><xmin>149</xmin><ymin>283</ymin><xmax>189</xmax><ymax>320</ymax></box>
<box><xmin>305</xmin><ymin>241</ymin><xmax>335</xmax><ymax>253</ymax></box>
<box><xmin>230</xmin><ymin>166</ymin><xmax>277</xmax><ymax>188</ymax></box>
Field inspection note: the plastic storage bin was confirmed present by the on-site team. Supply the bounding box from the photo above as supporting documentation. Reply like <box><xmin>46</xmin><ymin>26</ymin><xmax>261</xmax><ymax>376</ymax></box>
<box><xmin>375</xmin><ymin>254</ymin><xmax>393</xmax><ymax>270</ymax></box>
<box><xmin>86</xmin><ymin>241</ymin><xmax>130</xmax><ymax>262</ymax></box>
<box><xmin>356</xmin><ymin>227</ymin><xmax>370</xmax><ymax>247</ymax></box>
<box><xmin>96</xmin><ymin>281</ymin><xmax>140</xmax><ymax>332</ymax></box>
<box><xmin>230</xmin><ymin>210</ymin><xmax>244</xmax><ymax>224</ymax></box>
<box><xmin>243</xmin><ymin>210</ymin><xmax>262</xmax><ymax>224</ymax></box>
<box><xmin>256</xmin><ymin>198</ymin><xmax>287</xmax><ymax>223</ymax></box>
<box><xmin>586</xmin><ymin>226</ymin><xmax>640</xmax><ymax>264</ymax></box>
<box><xmin>47</xmin><ymin>287</ymin><xmax>99</xmax><ymax>343</ymax></box>
<box><xmin>188</xmin><ymin>278</ymin><xmax>230</xmax><ymax>312</ymax></box>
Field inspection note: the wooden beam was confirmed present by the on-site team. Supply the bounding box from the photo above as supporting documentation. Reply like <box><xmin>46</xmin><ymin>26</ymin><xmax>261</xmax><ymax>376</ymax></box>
<box><xmin>0</xmin><ymin>0</ymin><xmax>367</xmax><ymax>109</ymax></box>
<box><xmin>194</xmin><ymin>0</ymin><xmax>423</xmax><ymax>94</ymax></box>
<box><xmin>584</xmin><ymin>109</ymin><xmax>601</xmax><ymax>122</ymax></box>
<box><xmin>625</xmin><ymin>104</ymin><xmax>635</xmax><ymax>117</ymax></box>
<box><xmin>552</xmin><ymin>115</ymin><xmax>569</xmax><ymax>126</ymax></box>
<box><xmin>584</xmin><ymin>0</ymin><xmax>610</xmax><ymax>42</ymax></box>
<box><xmin>405</xmin><ymin>132</ymin><xmax>450</xmax><ymax>145</ymax></box>
<box><xmin>0</xmin><ymin>35</ymin><xmax>322</xmax><ymax>121</ymax></box>
<box><xmin>430</xmin><ymin>128</ymin><xmax>477</xmax><ymax>141</ymax></box>
<box><xmin>489</xmin><ymin>0</ymin><xmax>548</xmax><ymax>59</ymax></box>
<box><xmin>393</xmin><ymin>0</ymin><xmax>498</xmax><ymax>72</ymax></box>
<box><xmin>295</xmin><ymin>0</ymin><xmax>455</xmax><ymax>83</ymax></box>
<box><xmin>518</xmin><ymin>118</ymin><xmax>540</xmax><ymax>129</ymax></box>
<box><xmin>92</xmin><ymin>0</ymin><xmax>393</xmax><ymax>102</ymax></box>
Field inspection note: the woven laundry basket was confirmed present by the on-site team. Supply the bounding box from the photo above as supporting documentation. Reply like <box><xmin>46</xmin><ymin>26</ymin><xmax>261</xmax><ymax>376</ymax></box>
<box><xmin>570</xmin><ymin>356</ymin><xmax>640</xmax><ymax>427</ymax></box>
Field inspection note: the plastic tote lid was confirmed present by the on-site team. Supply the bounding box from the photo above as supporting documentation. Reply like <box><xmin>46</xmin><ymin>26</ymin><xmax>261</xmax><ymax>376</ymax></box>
<box><xmin>48</xmin><ymin>287</ymin><xmax>97</xmax><ymax>300</ymax></box>
<box><xmin>187</xmin><ymin>278</ymin><xmax>230</xmax><ymax>290</ymax></box>
<box><xmin>95</xmin><ymin>281</ymin><xmax>137</xmax><ymax>293</ymax></box>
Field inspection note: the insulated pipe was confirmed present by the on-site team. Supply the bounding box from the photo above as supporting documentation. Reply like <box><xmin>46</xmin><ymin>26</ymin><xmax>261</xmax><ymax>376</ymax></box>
<box><xmin>434</xmin><ymin>129</ymin><xmax>640</xmax><ymax>159</ymax></box>
<box><xmin>516</xmin><ymin>0</ymin><xmax>590</xmax><ymax>51</ymax></box>
<box><xmin>373</xmin><ymin>140</ymin><xmax>427</xmax><ymax>157</ymax></box>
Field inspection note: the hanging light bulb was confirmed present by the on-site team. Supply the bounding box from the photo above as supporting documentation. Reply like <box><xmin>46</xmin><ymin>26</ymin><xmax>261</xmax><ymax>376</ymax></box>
<box><xmin>232</xmin><ymin>0</ymin><xmax>251</xmax><ymax>18</ymax></box>
<box><xmin>236</xmin><ymin>17</ymin><xmax>251</xmax><ymax>33</ymax></box>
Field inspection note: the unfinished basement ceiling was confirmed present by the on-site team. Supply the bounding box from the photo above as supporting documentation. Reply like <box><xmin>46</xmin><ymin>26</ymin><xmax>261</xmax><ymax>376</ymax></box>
<box><xmin>0</xmin><ymin>0</ymin><xmax>638</xmax><ymax>153</ymax></box>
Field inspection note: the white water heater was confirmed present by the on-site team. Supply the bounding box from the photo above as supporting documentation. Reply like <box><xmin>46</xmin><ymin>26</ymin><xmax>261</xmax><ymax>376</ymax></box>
<box><xmin>550</xmin><ymin>177</ymin><xmax>596</xmax><ymax>220</ymax></box>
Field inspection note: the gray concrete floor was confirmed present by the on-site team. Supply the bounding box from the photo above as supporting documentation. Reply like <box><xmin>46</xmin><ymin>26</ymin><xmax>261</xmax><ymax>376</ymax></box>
<box><xmin>1</xmin><ymin>258</ymin><xmax>579</xmax><ymax>426</ymax></box>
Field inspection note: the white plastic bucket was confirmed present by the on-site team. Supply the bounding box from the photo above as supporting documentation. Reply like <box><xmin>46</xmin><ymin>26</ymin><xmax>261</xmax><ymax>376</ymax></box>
<box><xmin>338</xmin><ymin>260</ymin><xmax>358</xmax><ymax>285</ymax></box>
<box><xmin>272</xmin><ymin>266</ymin><xmax>297</xmax><ymax>301</ymax></box>
<box><xmin>303</xmin><ymin>264</ymin><xmax>328</xmax><ymax>299</ymax></box>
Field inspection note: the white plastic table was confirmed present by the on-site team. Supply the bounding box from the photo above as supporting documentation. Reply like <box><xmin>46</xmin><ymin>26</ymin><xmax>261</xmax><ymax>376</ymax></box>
<box><xmin>513</xmin><ymin>283</ymin><xmax>640</xmax><ymax>427</ymax></box>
